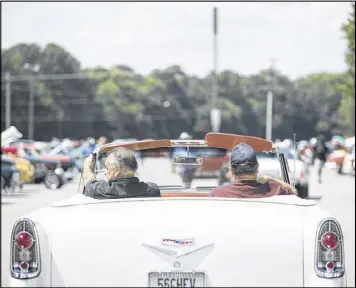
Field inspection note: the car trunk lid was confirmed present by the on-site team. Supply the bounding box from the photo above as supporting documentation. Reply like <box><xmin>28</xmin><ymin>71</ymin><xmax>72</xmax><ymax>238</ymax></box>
<box><xmin>46</xmin><ymin>197</ymin><xmax>308</xmax><ymax>287</ymax></box>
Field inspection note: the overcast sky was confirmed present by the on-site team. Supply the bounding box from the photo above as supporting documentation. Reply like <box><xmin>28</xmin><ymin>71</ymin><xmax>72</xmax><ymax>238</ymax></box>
<box><xmin>2</xmin><ymin>2</ymin><xmax>353</xmax><ymax>79</ymax></box>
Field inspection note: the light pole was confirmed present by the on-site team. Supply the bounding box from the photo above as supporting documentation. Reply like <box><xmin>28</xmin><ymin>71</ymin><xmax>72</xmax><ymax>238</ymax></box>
<box><xmin>212</xmin><ymin>7</ymin><xmax>218</xmax><ymax>109</ymax></box>
<box><xmin>266</xmin><ymin>90</ymin><xmax>273</xmax><ymax>141</ymax></box>
<box><xmin>265</xmin><ymin>58</ymin><xmax>276</xmax><ymax>141</ymax></box>
<box><xmin>23</xmin><ymin>63</ymin><xmax>40</xmax><ymax>140</ymax></box>
<box><xmin>5</xmin><ymin>72</ymin><xmax>11</xmax><ymax>129</ymax></box>
<box><xmin>244</xmin><ymin>59</ymin><xmax>277</xmax><ymax>140</ymax></box>
<box><xmin>210</xmin><ymin>6</ymin><xmax>221</xmax><ymax>132</ymax></box>
<box><xmin>28</xmin><ymin>77</ymin><xmax>35</xmax><ymax>140</ymax></box>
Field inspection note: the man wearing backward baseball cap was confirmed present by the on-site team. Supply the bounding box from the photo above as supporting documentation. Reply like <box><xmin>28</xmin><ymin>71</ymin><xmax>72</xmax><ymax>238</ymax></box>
<box><xmin>209</xmin><ymin>142</ymin><xmax>297</xmax><ymax>198</ymax></box>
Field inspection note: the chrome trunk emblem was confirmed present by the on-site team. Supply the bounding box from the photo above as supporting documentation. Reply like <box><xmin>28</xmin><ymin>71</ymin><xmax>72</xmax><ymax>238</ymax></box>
<box><xmin>161</xmin><ymin>238</ymin><xmax>195</xmax><ymax>247</ymax></box>
<box><xmin>142</xmin><ymin>242</ymin><xmax>215</xmax><ymax>269</ymax></box>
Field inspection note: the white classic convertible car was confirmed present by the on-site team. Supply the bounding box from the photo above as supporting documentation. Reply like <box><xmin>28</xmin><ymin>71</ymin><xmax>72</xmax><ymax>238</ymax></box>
<box><xmin>9</xmin><ymin>133</ymin><xmax>346</xmax><ymax>287</ymax></box>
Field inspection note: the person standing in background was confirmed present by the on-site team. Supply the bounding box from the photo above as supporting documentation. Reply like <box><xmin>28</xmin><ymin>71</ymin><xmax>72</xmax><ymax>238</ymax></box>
<box><xmin>81</xmin><ymin>137</ymin><xmax>97</xmax><ymax>158</ymax></box>
<box><xmin>313</xmin><ymin>135</ymin><xmax>329</xmax><ymax>183</ymax></box>
<box><xmin>97</xmin><ymin>137</ymin><xmax>107</xmax><ymax>147</ymax></box>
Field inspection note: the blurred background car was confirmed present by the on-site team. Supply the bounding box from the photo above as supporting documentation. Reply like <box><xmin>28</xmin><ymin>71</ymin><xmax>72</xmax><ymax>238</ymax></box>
<box><xmin>1</xmin><ymin>147</ymin><xmax>34</xmax><ymax>184</ymax></box>
<box><xmin>13</xmin><ymin>143</ymin><xmax>77</xmax><ymax>180</ymax></box>
<box><xmin>171</xmin><ymin>147</ymin><xmax>225</xmax><ymax>178</ymax></box>
<box><xmin>1</xmin><ymin>154</ymin><xmax>22</xmax><ymax>194</ymax></box>
<box><xmin>2</xmin><ymin>145</ymin><xmax>53</xmax><ymax>184</ymax></box>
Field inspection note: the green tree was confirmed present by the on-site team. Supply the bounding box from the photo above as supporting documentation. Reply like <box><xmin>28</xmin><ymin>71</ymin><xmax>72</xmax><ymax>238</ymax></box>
<box><xmin>1</xmin><ymin>42</ymin><xmax>350</xmax><ymax>141</ymax></box>
<box><xmin>339</xmin><ymin>3</ymin><xmax>355</xmax><ymax>136</ymax></box>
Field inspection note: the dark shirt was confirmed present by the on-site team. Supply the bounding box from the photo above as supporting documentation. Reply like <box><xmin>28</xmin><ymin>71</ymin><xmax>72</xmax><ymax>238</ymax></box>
<box><xmin>209</xmin><ymin>179</ymin><xmax>295</xmax><ymax>198</ymax></box>
<box><xmin>313</xmin><ymin>142</ymin><xmax>329</xmax><ymax>162</ymax></box>
<box><xmin>84</xmin><ymin>176</ymin><xmax>161</xmax><ymax>199</ymax></box>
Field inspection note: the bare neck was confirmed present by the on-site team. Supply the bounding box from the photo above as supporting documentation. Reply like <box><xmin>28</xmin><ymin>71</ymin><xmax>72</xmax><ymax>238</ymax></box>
<box><xmin>232</xmin><ymin>173</ymin><xmax>258</xmax><ymax>182</ymax></box>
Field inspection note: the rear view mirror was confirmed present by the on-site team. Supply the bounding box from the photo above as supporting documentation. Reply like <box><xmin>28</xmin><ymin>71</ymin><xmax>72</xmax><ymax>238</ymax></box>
<box><xmin>173</xmin><ymin>156</ymin><xmax>203</xmax><ymax>166</ymax></box>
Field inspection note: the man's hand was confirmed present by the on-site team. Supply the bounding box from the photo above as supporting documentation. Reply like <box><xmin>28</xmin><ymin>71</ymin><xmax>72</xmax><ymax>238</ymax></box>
<box><xmin>84</xmin><ymin>154</ymin><xmax>95</xmax><ymax>172</ymax></box>
<box><xmin>82</xmin><ymin>154</ymin><xmax>96</xmax><ymax>184</ymax></box>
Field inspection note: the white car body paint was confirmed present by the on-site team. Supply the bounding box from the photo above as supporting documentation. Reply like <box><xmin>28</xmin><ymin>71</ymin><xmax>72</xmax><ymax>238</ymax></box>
<box><xmin>9</xmin><ymin>194</ymin><xmax>346</xmax><ymax>287</ymax></box>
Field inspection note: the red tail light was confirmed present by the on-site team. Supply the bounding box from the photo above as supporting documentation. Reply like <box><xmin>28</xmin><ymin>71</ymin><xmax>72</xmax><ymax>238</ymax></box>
<box><xmin>20</xmin><ymin>262</ymin><xmax>30</xmax><ymax>270</ymax></box>
<box><xmin>11</xmin><ymin>218</ymin><xmax>41</xmax><ymax>279</ymax></box>
<box><xmin>315</xmin><ymin>218</ymin><xmax>345</xmax><ymax>278</ymax></box>
<box><xmin>321</xmin><ymin>232</ymin><xmax>338</xmax><ymax>250</ymax></box>
<box><xmin>326</xmin><ymin>262</ymin><xmax>335</xmax><ymax>269</ymax></box>
<box><xmin>15</xmin><ymin>232</ymin><xmax>33</xmax><ymax>249</ymax></box>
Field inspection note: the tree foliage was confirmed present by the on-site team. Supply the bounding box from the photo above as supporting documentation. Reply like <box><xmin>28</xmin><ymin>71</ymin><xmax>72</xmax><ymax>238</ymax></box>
<box><xmin>339</xmin><ymin>3</ymin><xmax>355</xmax><ymax>136</ymax></box>
<box><xmin>0</xmin><ymin>42</ymin><xmax>352</xmax><ymax>141</ymax></box>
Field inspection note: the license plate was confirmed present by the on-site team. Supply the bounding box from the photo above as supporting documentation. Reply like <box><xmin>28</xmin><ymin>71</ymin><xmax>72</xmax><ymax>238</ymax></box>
<box><xmin>148</xmin><ymin>272</ymin><xmax>206</xmax><ymax>287</ymax></box>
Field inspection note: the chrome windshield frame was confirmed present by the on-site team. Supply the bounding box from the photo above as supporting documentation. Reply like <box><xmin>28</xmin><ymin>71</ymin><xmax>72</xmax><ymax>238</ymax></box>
<box><xmin>274</xmin><ymin>147</ymin><xmax>291</xmax><ymax>185</ymax></box>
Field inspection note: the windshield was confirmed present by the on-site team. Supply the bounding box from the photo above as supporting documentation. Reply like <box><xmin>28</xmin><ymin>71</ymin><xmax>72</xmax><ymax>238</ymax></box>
<box><xmin>85</xmin><ymin>146</ymin><xmax>284</xmax><ymax>189</ymax></box>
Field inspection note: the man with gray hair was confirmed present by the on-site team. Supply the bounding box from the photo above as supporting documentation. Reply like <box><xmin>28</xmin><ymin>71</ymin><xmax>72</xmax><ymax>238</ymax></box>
<box><xmin>82</xmin><ymin>147</ymin><xmax>161</xmax><ymax>199</ymax></box>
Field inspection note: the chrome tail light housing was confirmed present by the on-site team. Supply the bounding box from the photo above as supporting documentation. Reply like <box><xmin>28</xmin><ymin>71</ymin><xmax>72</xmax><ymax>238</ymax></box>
<box><xmin>10</xmin><ymin>218</ymin><xmax>41</xmax><ymax>279</ymax></box>
<box><xmin>315</xmin><ymin>218</ymin><xmax>345</xmax><ymax>278</ymax></box>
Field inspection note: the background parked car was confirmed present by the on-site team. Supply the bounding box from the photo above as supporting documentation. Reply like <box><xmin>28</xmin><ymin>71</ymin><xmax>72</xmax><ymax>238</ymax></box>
<box><xmin>2</xmin><ymin>146</ymin><xmax>51</xmax><ymax>183</ymax></box>
<box><xmin>171</xmin><ymin>147</ymin><xmax>226</xmax><ymax>178</ymax></box>
<box><xmin>1</xmin><ymin>147</ymin><xmax>34</xmax><ymax>184</ymax></box>
<box><xmin>1</xmin><ymin>154</ymin><xmax>22</xmax><ymax>194</ymax></box>
<box><xmin>12</xmin><ymin>143</ymin><xmax>77</xmax><ymax>181</ymax></box>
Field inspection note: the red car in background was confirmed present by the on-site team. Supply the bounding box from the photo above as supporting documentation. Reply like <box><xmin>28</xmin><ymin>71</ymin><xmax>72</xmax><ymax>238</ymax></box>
<box><xmin>194</xmin><ymin>147</ymin><xmax>226</xmax><ymax>178</ymax></box>
<box><xmin>9</xmin><ymin>143</ymin><xmax>76</xmax><ymax>172</ymax></box>
<box><xmin>171</xmin><ymin>147</ymin><xmax>226</xmax><ymax>178</ymax></box>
